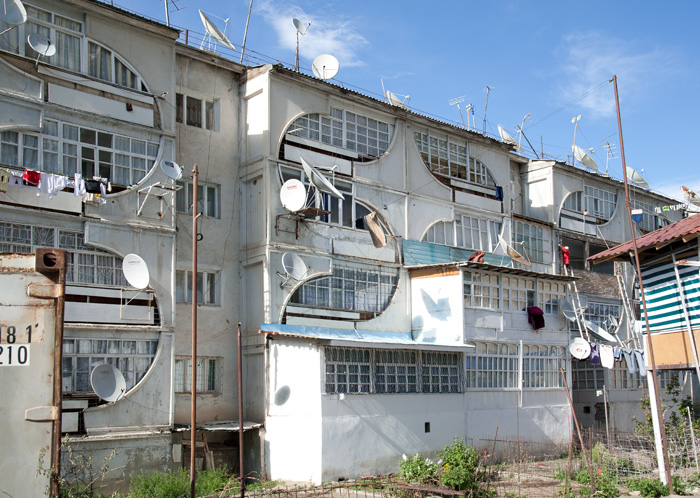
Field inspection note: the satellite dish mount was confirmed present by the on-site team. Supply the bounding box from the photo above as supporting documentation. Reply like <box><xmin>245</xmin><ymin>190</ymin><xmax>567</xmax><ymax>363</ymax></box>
<box><xmin>293</xmin><ymin>18</ymin><xmax>311</xmax><ymax>72</ymax></box>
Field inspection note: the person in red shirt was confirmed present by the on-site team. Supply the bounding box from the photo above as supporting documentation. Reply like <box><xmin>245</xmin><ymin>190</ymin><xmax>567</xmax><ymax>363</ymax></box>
<box><xmin>559</xmin><ymin>244</ymin><xmax>571</xmax><ymax>274</ymax></box>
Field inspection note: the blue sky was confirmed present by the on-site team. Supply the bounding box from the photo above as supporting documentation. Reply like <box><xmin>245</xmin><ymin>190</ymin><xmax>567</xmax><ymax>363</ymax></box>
<box><xmin>113</xmin><ymin>0</ymin><xmax>699</xmax><ymax>204</ymax></box>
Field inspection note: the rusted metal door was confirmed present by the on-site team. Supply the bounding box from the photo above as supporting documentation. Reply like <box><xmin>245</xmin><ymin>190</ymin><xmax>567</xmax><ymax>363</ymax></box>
<box><xmin>0</xmin><ymin>249</ymin><xmax>66</xmax><ymax>498</ymax></box>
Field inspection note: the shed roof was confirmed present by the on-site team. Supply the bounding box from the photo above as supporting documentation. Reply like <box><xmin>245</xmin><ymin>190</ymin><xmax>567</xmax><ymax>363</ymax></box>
<box><xmin>588</xmin><ymin>214</ymin><xmax>700</xmax><ymax>264</ymax></box>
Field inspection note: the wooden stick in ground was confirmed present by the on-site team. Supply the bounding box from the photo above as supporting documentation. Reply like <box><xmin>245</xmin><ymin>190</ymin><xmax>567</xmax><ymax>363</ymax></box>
<box><xmin>560</xmin><ymin>367</ymin><xmax>596</xmax><ymax>494</ymax></box>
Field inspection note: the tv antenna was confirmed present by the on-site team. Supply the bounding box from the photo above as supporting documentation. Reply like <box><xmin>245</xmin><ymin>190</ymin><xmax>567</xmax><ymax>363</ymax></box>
<box><xmin>311</xmin><ymin>54</ymin><xmax>339</xmax><ymax>80</ymax></box>
<box><xmin>162</xmin><ymin>0</ymin><xmax>182</xmax><ymax>27</ymax></box>
<box><xmin>449</xmin><ymin>96</ymin><xmax>466</xmax><ymax>128</ymax></box>
<box><xmin>198</xmin><ymin>10</ymin><xmax>236</xmax><ymax>52</ymax></box>
<box><xmin>0</xmin><ymin>0</ymin><xmax>27</xmax><ymax>36</ymax></box>
<box><xmin>482</xmin><ymin>85</ymin><xmax>493</xmax><ymax>134</ymax></box>
<box><xmin>293</xmin><ymin>18</ymin><xmax>311</xmax><ymax>72</ymax></box>
<box><xmin>602</xmin><ymin>139</ymin><xmax>616</xmax><ymax>174</ymax></box>
<box><xmin>570</xmin><ymin>114</ymin><xmax>581</xmax><ymax>166</ymax></box>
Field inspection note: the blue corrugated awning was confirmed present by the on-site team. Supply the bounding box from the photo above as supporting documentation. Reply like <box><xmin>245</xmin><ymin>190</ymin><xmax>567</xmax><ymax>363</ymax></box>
<box><xmin>403</xmin><ymin>239</ymin><xmax>509</xmax><ymax>267</ymax></box>
<box><xmin>260</xmin><ymin>323</ymin><xmax>474</xmax><ymax>350</ymax></box>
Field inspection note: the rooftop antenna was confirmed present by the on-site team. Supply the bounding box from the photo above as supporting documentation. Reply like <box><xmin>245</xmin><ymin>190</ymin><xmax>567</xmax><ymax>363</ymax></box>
<box><xmin>198</xmin><ymin>10</ymin><xmax>236</xmax><ymax>52</ymax></box>
<box><xmin>240</xmin><ymin>0</ymin><xmax>253</xmax><ymax>63</ymax></box>
<box><xmin>449</xmin><ymin>96</ymin><xmax>466</xmax><ymax>128</ymax></box>
<box><xmin>482</xmin><ymin>85</ymin><xmax>493</xmax><ymax>134</ymax></box>
<box><xmin>603</xmin><ymin>139</ymin><xmax>616</xmax><ymax>175</ymax></box>
<box><xmin>517</xmin><ymin>113</ymin><xmax>531</xmax><ymax>147</ymax></box>
<box><xmin>162</xmin><ymin>0</ymin><xmax>182</xmax><ymax>27</ymax></box>
<box><xmin>571</xmin><ymin>114</ymin><xmax>581</xmax><ymax>166</ymax></box>
<box><xmin>0</xmin><ymin>0</ymin><xmax>27</xmax><ymax>36</ymax></box>
<box><xmin>293</xmin><ymin>17</ymin><xmax>311</xmax><ymax>71</ymax></box>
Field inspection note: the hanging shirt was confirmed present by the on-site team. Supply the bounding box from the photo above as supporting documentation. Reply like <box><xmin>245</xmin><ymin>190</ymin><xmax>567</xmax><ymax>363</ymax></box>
<box><xmin>622</xmin><ymin>348</ymin><xmax>637</xmax><ymax>374</ymax></box>
<box><xmin>9</xmin><ymin>171</ymin><xmax>24</xmax><ymax>187</ymax></box>
<box><xmin>38</xmin><ymin>174</ymin><xmax>68</xmax><ymax>198</ymax></box>
<box><xmin>634</xmin><ymin>350</ymin><xmax>646</xmax><ymax>376</ymax></box>
<box><xmin>599</xmin><ymin>344</ymin><xmax>614</xmax><ymax>369</ymax></box>
<box><xmin>84</xmin><ymin>179</ymin><xmax>101</xmax><ymax>194</ymax></box>
<box><xmin>527</xmin><ymin>306</ymin><xmax>545</xmax><ymax>330</ymax></box>
<box><xmin>589</xmin><ymin>343</ymin><xmax>601</xmax><ymax>366</ymax></box>
<box><xmin>23</xmin><ymin>169</ymin><xmax>40</xmax><ymax>185</ymax></box>
<box><xmin>74</xmin><ymin>173</ymin><xmax>86</xmax><ymax>196</ymax></box>
<box><xmin>561</xmin><ymin>246</ymin><xmax>570</xmax><ymax>265</ymax></box>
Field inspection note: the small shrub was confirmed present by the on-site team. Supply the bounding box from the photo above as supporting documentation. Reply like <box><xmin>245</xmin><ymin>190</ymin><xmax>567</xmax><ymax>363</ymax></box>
<box><xmin>399</xmin><ymin>453</ymin><xmax>437</xmax><ymax>484</ymax></box>
<box><xmin>625</xmin><ymin>477</ymin><xmax>688</xmax><ymax>498</ymax></box>
<box><xmin>129</xmin><ymin>467</ymin><xmax>231</xmax><ymax>498</ymax></box>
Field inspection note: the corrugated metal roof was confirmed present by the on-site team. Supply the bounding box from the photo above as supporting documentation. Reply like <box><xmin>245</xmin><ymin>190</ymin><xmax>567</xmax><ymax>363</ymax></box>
<box><xmin>260</xmin><ymin>323</ymin><xmax>474</xmax><ymax>350</ymax></box>
<box><xmin>589</xmin><ymin>214</ymin><xmax>700</xmax><ymax>264</ymax></box>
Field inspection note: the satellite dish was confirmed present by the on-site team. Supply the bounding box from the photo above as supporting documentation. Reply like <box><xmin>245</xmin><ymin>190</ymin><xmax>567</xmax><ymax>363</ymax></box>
<box><xmin>682</xmin><ymin>186</ymin><xmax>700</xmax><ymax>207</ymax></box>
<box><xmin>160</xmin><ymin>159</ymin><xmax>182</xmax><ymax>181</ymax></box>
<box><xmin>293</xmin><ymin>18</ymin><xmax>309</xmax><ymax>35</ymax></box>
<box><xmin>122</xmin><ymin>254</ymin><xmax>150</xmax><ymax>289</ymax></box>
<box><xmin>497</xmin><ymin>234</ymin><xmax>531</xmax><ymax>267</ymax></box>
<box><xmin>198</xmin><ymin>10</ymin><xmax>236</xmax><ymax>51</ymax></box>
<box><xmin>584</xmin><ymin>319</ymin><xmax>616</xmax><ymax>343</ymax></box>
<box><xmin>626</xmin><ymin>167</ymin><xmax>649</xmax><ymax>188</ymax></box>
<box><xmin>497</xmin><ymin>125</ymin><xmax>520</xmax><ymax>147</ymax></box>
<box><xmin>300</xmin><ymin>157</ymin><xmax>345</xmax><ymax>200</ymax></box>
<box><xmin>572</xmin><ymin>145</ymin><xmax>598</xmax><ymax>171</ymax></box>
<box><xmin>280</xmin><ymin>179</ymin><xmax>307</xmax><ymax>212</ymax></box>
<box><xmin>0</xmin><ymin>0</ymin><xmax>27</xmax><ymax>26</ymax></box>
<box><xmin>90</xmin><ymin>363</ymin><xmax>126</xmax><ymax>402</ymax></box>
<box><xmin>386</xmin><ymin>90</ymin><xmax>408</xmax><ymax>110</ymax></box>
<box><xmin>559</xmin><ymin>297</ymin><xmax>578</xmax><ymax>322</ymax></box>
<box><xmin>312</xmin><ymin>54</ymin><xmax>339</xmax><ymax>80</ymax></box>
<box><xmin>27</xmin><ymin>33</ymin><xmax>56</xmax><ymax>57</ymax></box>
<box><xmin>569</xmin><ymin>337</ymin><xmax>591</xmax><ymax>360</ymax></box>
<box><xmin>278</xmin><ymin>252</ymin><xmax>308</xmax><ymax>287</ymax></box>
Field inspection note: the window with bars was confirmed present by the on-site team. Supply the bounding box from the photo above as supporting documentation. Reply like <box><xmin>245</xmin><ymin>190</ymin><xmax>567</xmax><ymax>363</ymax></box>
<box><xmin>512</xmin><ymin>220</ymin><xmax>546</xmax><ymax>263</ymax></box>
<box><xmin>0</xmin><ymin>120</ymin><xmax>158</xmax><ymax>186</ymax></box>
<box><xmin>537</xmin><ymin>281</ymin><xmax>565</xmax><ymax>314</ymax></box>
<box><xmin>611</xmin><ymin>358</ymin><xmax>647</xmax><ymax>390</ymax></box>
<box><xmin>0</xmin><ymin>222</ymin><xmax>127</xmax><ymax>286</ymax></box>
<box><xmin>174</xmin><ymin>357</ymin><xmax>221</xmax><ymax>393</ymax></box>
<box><xmin>175</xmin><ymin>269</ymin><xmax>219</xmax><ymax>305</ymax></box>
<box><xmin>522</xmin><ymin>345</ymin><xmax>565</xmax><ymax>388</ymax></box>
<box><xmin>176</xmin><ymin>93</ymin><xmax>217</xmax><ymax>131</ymax></box>
<box><xmin>502</xmin><ymin>276</ymin><xmax>536</xmax><ymax>311</ymax></box>
<box><xmin>569</xmin><ymin>301</ymin><xmax>621</xmax><ymax>334</ymax></box>
<box><xmin>423</xmin><ymin>216</ymin><xmax>501</xmax><ymax>252</ymax></box>
<box><xmin>463</xmin><ymin>270</ymin><xmax>500</xmax><ymax>309</ymax></box>
<box><xmin>291</xmin><ymin>265</ymin><xmax>398</xmax><ymax>314</ymax></box>
<box><xmin>288</xmin><ymin>108</ymin><xmax>393</xmax><ymax>158</ymax></box>
<box><xmin>62</xmin><ymin>338</ymin><xmax>158</xmax><ymax>393</ymax></box>
<box><xmin>176</xmin><ymin>181</ymin><xmax>220</xmax><ymax>218</ymax></box>
<box><xmin>584</xmin><ymin>186</ymin><xmax>617</xmax><ymax>220</ymax></box>
<box><xmin>324</xmin><ymin>347</ymin><xmax>463</xmax><ymax>394</ymax></box>
<box><xmin>466</xmin><ymin>342</ymin><xmax>519</xmax><ymax>389</ymax></box>
<box><xmin>572</xmin><ymin>360</ymin><xmax>605</xmax><ymax>390</ymax></box>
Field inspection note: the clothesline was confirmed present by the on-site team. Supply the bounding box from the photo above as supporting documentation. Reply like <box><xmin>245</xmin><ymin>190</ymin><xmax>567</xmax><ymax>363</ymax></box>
<box><xmin>0</xmin><ymin>167</ymin><xmax>111</xmax><ymax>205</ymax></box>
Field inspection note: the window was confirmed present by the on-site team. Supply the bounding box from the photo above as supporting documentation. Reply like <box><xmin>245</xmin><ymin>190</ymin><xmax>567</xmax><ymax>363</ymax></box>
<box><xmin>562</xmin><ymin>191</ymin><xmax>582</xmax><ymax>212</ymax></box>
<box><xmin>423</xmin><ymin>216</ymin><xmax>501</xmax><ymax>252</ymax></box>
<box><xmin>584</xmin><ymin>186</ymin><xmax>617</xmax><ymax>220</ymax></box>
<box><xmin>176</xmin><ymin>181</ymin><xmax>220</xmax><ymax>218</ymax></box>
<box><xmin>611</xmin><ymin>358</ymin><xmax>646</xmax><ymax>390</ymax></box>
<box><xmin>463</xmin><ymin>270</ymin><xmax>500</xmax><ymax>309</ymax></box>
<box><xmin>375</xmin><ymin>350</ymin><xmax>418</xmax><ymax>393</ymax></box>
<box><xmin>0</xmin><ymin>121</ymin><xmax>158</xmax><ymax>185</ymax></box>
<box><xmin>632</xmin><ymin>199</ymin><xmax>668</xmax><ymax>232</ymax></box>
<box><xmin>288</xmin><ymin>108</ymin><xmax>393</xmax><ymax>158</ymax></box>
<box><xmin>0</xmin><ymin>222</ymin><xmax>127</xmax><ymax>286</ymax></box>
<box><xmin>502</xmin><ymin>276</ymin><xmax>536</xmax><ymax>311</ymax></box>
<box><xmin>62</xmin><ymin>338</ymin><xmax>158</xmax><ymax>393</ymax></box>
<box><xmin>570</xmin><ymin>302</ymin><xmax>621</xmax><ymax>334</ymax></box>
<box><xmin>466</xmin><ymin>342</ymin><xmax>519</xmax><ymax>389</ymax></box>
<box><xmin>522</xmin><ymin>345</ymin><xmax>565</xmax><ymax>388</ymax></box>
<box><xmin>175</xmin><ymin>270</ymin><xmax>219</xmax><ymax>305</ymax></box>
<box><xmin>174</xmin><ymin>357</ymin><xmax>221</xmax><ymax>393</ymax></box>
<box><xmin>291</xmin><ymin>265</ymin><xmax>398</xmax><ymax>314</ymax></box>
<box><xmin>325</xmin><ymin>347</ymin><xmax>371</xmax><ymax>394</ymax></box>
<box><xmin>537</xmin><ymin>281</ymin><xmax>566</xmax><ymax>314</ymax></box>
<box><xmin>324</xmin><ymin>347</ymin><xmax>464</xmax><ymax>395</ymax></box>
<box><xmin>176</xmin><ymin>93</ymin><xmax>218</xmax><ymax>131</ymax></box>
<box><xmin>572</xmin><ymin>359</ymin><xmax>604</xmax><ymax>390</ymax></box>
<box><xmin>512</xmin><ymin>220</ymin><xmax>546</xmax><ymax>263</ymax></box>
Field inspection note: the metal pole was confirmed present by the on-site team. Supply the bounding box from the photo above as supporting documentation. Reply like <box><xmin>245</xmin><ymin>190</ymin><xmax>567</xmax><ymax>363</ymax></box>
<box><xmin>561</xmin><ymin>368</ymin><xmax>596</xmax><ymax>494</ymax></box>
<box><xmin>671</xmin><ymin>253</ymin><xmax>700</xmax><ymax>380</ymax></box>
<box><xmin>240</xmin><ymin>0</ymin><xmax>254</xmax><ymax>64</ymax></box>
<box><xmin>689</xmin><ymin>409</ymin><xmax>699</xmax><ymax>473</ymax></box>
<box><xmin>482</xmin><ymin>86</ymin><xmax>491</xmax><ymax>134</ymax></box>
<box><xmin>611</xmin><ymin>75</ymin><xmax>672</xmax><ymax>491</ymax></box>
<box><xmin>237</xmin><ymin>322</ymin><xmax>245</xmax><ymax>497</ymax></box>
<box><xmin>190</xmin><ymin>164</ymin><xmax>199</xmax><ymax>498</ymax></box>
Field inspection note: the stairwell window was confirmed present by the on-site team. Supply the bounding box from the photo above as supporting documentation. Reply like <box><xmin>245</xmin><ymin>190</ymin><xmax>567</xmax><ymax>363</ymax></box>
<box><xmin>174</xmin><ymin>357</ymin><xmax>221</xmax><ymax>393</ymax></box>
<box><xmin>176</xmin><ymin>93</ymin><xmax>218</xmax><ymax>131</ymax></box>
<box><xmin>176</xmin><ymin>181</ymin><xmax>220</xmax><ymax>218</ymax></box>
<box><xmin>176</xmin><ymin>270</ymin><xmax>219</xmax><ymax>305</ymax></box>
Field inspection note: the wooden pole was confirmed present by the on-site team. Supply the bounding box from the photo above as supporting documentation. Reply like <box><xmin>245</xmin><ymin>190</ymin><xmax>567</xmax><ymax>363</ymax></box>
<box><xmin>190</xmin><ymin>164</ymin><xmax>199</xmax><ymax>498</ymax></box>
<box><xmin>561</xmin><ymin>368</ymin><xmax>596</xmax><ymax>494</ymax></box>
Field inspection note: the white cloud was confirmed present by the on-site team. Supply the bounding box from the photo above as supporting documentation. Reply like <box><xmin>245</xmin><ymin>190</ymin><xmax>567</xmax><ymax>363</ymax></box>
<box><xmin>256</xmin><ymin>0</ymin><xmax>368</xmax><ymax>68</ymax></box>
<box><xmin>555</xmin><ymin>32</ymin><xmax>679</xmax><ymax>119</ymax></box>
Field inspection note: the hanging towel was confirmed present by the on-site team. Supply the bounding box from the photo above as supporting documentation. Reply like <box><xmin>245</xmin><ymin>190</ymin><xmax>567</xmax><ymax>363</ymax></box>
<box><xmin>23</xmin><ymin>168</ymin><xmax>40</xmax><ymax>185</ymax></box>
<box><xmin>527</xmin><ymin>306</ymin><xmax>545</xmax><ymax>330</ymax></box>
<box><xmin>634</xmin><ymin>350</ymin><xmax>646</xmax><ymax>376</ymax></box>
<box><xmin>0</xmin><ymin>168</ymin><xmax>10</xmax><ymax>193</ymax></box>
<box><xmin>589</xmin><ymin>343</ymin><xmax>601</xmax><ymax>366</ymax></box>
<box><xmin>99</xmin><ymin>181</ymin><xmax>106</xmax><ymax>197</ymax></box>
<box><xmin>363</xmin><ymin>211</ymin><xmax>386</xmax><ymax>248</ymax></box>
<box><xmin>74</xmin><ymin>173</ymin><xmax>86</xmax><ymax>196</ymax></box>
<box><xmin>600</xmin><ymin>344</ymin><xmax>614</xmax><ymax>369</ymax></box>
<box><xmin>84</xmin><ymin>179</ymin><xmax>101</xmax><ymax>194</ymax></box>
<box><xmin>622</xmin><ymin>348</ymin><xmax>637</xmax><ymax>374</ymax></box>
<box><xmin>495</xmin><ymin>186</ymin><xmax>504</xmax><ymax>201</ymax></box>
<box><xmin>613</xmin><ymin>347</ymin><xmax>622</xmax><ymax>361</ymax></box>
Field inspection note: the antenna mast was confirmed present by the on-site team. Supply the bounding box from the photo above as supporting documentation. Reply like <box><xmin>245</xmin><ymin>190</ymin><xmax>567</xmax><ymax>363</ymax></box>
<box><xmin>163</xmin><ymin>0</ymin><xmax>182</xmax><ymax>27</ymax></box>
<box><xmin>483</xmin><ymin>85</ymin><xmax>492</xmax><ymax>134</ymax></box>
<box><xmin>240</xmin><ymin>0</ymin><xmax>254</xmax><ymax>63</ymax></box>
<box><xmin>449</xmin><ymin>96</ymin><xmax>466</xmax><ymax>128</ymax></box>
